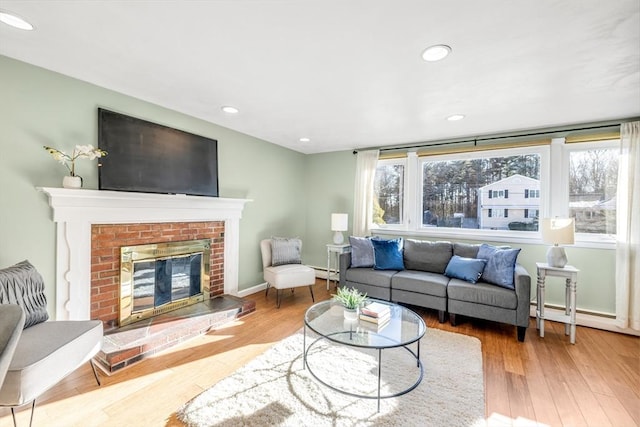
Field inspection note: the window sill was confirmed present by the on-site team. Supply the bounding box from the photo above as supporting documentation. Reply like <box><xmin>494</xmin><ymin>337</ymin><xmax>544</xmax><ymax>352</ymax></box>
<box><xmin>372</xmin><ymin>227</ymin><xmax>616</xmax><ymax>250</ymax></box>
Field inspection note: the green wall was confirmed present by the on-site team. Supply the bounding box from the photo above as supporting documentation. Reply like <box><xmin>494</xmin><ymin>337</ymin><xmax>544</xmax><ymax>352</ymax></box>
<box><xmin>0</xmin><ymin>55</ymin><xmax>307</xmax><ymax>317</ymax></box>
<box><xmin>0</xmin><ymin>54</ymin><xmax>617</xmax><ymax>317</ymax></box>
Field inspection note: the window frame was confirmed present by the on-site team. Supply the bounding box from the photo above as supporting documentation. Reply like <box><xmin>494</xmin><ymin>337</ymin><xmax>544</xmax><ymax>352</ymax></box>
<box><xmin>561</xmin><ymin>139</ymin><xmax>619</xmax><ymax>246</ymax></box>
<box><xmin>373</xmin><ymin>156</ymin><xmax>409</xmax><ymax>229</ymax></box>
<box><xmin>372</xmin><ymin>140</ymin><xmax>617</xmax><ymax>248</ymax></box>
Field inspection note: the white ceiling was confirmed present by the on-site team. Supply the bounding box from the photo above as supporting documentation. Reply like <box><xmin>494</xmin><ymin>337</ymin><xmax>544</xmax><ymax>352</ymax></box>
<box><xmin>1</xmin><ymin>0</ymin><xmax>639</xmax><ymax>154</ymax></box>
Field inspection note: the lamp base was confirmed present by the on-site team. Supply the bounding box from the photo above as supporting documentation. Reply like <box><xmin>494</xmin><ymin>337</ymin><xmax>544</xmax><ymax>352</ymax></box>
<box><xmin>333</xmin><ymin>231</ymin><xmax>344</xmax><ymax>245</ymax></box>
<box><xmin>546</xmin><ymin>245</ymin><xmax>568</xmax><ymax>268</ymax></box>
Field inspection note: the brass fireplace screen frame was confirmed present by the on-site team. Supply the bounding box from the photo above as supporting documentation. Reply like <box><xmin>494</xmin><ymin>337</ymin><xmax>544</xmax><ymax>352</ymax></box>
<box><xmin>119</xmin><ymin>239</ymin><xmax>211</xmax><ymax>326</ymax></box>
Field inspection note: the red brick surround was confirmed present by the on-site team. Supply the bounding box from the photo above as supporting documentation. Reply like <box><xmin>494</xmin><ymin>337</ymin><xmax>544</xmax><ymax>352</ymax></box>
<box><xmin>90</xmin><ymin>221</ymin><xmax>225</xmax><ymax>328</ymax></box>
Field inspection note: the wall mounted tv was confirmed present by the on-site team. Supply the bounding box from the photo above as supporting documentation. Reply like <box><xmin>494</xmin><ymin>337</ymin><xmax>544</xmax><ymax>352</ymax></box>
<box><xmin>98</xmin><ymin>108</ymin><xmax>219</xmax><ymax>197</ymax></box>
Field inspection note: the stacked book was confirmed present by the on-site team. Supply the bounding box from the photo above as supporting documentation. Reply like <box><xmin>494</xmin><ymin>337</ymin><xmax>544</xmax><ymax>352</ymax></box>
<box><xmin>359</xmin><ymin>301</ymin><xmax>391</xmax><ymax>329</ymax></box>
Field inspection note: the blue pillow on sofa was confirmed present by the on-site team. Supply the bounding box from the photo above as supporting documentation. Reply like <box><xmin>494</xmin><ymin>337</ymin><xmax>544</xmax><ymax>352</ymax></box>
<box><xmin>371</xmin><ymin>238</ymin><xmax>404</xmax><ymax>271</ymax></box>
<box><xmin>444</xmin><ymin>255</ymin><xmax>487</xmax><ymax>284</ymax></box>
<box><xmin>477</xmin><ymin>243</ymin><xmax>521</xmax><ymax>289</ymax></box>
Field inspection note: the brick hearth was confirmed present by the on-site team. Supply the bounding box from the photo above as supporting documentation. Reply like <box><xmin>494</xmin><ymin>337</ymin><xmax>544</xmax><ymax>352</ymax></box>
<box><xmin>91</xmin><ymin>221</ymin><xmax>225</xmax><ymax>330</ymax></box>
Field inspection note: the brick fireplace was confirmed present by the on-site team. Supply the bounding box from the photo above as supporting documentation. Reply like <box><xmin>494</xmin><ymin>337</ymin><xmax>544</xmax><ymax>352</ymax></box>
<box><xmin>38</xmin><ymin>187</ymin><xmax>251</xmax><ymax>322</ymax></box>
<box><xmin>91</xmin><ymin>221</ymin><xmax>224</xmax><ymax>328</ymax></box>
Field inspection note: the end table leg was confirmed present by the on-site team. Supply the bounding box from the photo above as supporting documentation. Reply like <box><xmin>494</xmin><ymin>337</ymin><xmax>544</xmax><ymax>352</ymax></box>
<box><xmin>569</xmin><ymin>277</ymin><xmax>577</xmax><ymax>344</ymax></box>
<box><xmin>538</xmin><ymin>273</ymin><xmax>546</xmax><ymax>338</ymax></box>
<box><xmin>326</xmin><ymin>249</ymin><xmax>330</xmax><ymax>290</ymax></box>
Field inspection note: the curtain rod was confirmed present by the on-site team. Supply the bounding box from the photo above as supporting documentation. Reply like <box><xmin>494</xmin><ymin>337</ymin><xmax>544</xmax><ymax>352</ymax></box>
<box><xmin>352</xmin><ymin>120</ymin><xmax>633</xmax><ymax>155</ymax></box>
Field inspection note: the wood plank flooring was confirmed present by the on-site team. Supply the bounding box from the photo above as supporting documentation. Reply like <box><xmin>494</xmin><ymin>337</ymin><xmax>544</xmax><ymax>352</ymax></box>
<box><xmin>1</xmin><ymin>280</ymin><xmax>638</xmax><ymax>426</ymax></box>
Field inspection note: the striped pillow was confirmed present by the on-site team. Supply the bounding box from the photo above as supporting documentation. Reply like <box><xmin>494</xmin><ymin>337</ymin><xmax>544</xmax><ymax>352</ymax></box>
<box><xmin>0</xmin><ymin>260</ymin><xmax>49</xmax><ymax>328</ymax></box>
<box><xmin>271</xmin><ymin>237</ymin><xmax>302</xmax><ymax>266</ymax></box>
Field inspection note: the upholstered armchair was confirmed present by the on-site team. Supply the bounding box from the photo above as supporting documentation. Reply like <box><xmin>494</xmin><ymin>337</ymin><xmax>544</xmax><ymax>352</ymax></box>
<box><xmin>0</xmin><ymin>305</ymin><xmax>24</xmax><ymax>387</ymax></box>
<box><xmin>0</xmin><ymin>260</ymin><xmax>103</xmax><ymax>427</ymax></box>
<box><xmin>260</xmin><ymin>238</ymin><xmax>316</xmax><ymax>308</ymax></box>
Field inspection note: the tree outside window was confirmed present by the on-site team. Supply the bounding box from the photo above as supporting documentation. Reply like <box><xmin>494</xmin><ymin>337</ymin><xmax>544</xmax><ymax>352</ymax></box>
<box><xmin>569</xmin><ymin>148</ymin><xmax>618</xmax><ymax>234</ymax></box>
<box><xmin>373</xmin><ymin>161</ymin><xmax>404</xmax><ymax>225</ymax></box>
<box><xmin>421</xmin><ymin>154</ymin><xmax>540</xmax><ymax>230</ymax></box>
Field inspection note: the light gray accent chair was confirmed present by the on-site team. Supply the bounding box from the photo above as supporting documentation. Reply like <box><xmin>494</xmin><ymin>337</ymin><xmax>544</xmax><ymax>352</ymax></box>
<box><xmin>0</xmin><ymin>305</ymin><xmax>25</xmax><ymax>387</ymax></box>
<box><xmin>260</xmin><ymin>239</ymin><xmax>315</xmax><ymax>308</ymax></box>
<box><xmin>0</xmin><ymin>260</ymin><xmax>103</xmax><ymax>427</ymax></box>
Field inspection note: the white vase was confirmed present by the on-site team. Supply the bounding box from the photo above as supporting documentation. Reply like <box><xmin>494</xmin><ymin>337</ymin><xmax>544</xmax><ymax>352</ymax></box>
<box><xmin>343</xmin><ymin>307</ymin><xmax>359</xmax><ymax>321</ymax></box>
<box><xmin>62</xmin><ymin>175</ymin><xmax>83</xmax><ymax>189</ymax></box>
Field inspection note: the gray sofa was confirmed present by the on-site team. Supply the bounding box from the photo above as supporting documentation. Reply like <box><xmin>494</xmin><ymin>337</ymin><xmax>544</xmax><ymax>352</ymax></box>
<box><xmin>339</xmin><ymin>239</ymin><xmax>531</xmax><ymax>341</ymax></box>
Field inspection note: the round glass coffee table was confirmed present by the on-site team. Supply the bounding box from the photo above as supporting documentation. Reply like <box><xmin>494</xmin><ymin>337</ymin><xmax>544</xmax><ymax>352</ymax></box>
<box><xmin>303</xmin><ymin>299</ymin><xmax>426</xmax><ymax>411</ymax></box>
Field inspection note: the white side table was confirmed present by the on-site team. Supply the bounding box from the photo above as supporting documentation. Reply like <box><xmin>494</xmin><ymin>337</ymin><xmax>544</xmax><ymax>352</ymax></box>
<box><xmin>536</xmin><ymin>262</ymin><xmax>580</xmax><ymax>344</ymax></box>
<box><xmin>326</xmin><ymin>244</ymin><xmax>351</xmax><ymax>290</ymax></box>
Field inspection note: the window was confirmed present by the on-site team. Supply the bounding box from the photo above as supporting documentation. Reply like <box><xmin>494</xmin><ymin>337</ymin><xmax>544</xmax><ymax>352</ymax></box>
<box><xmin>373</xmin><ymin>159</ymin><xmax>405</xmax><ymax>225</ymax></box>
<box><xmin>568</xmin><ymin>144</ymin><xmax>618</xmax><ymax>235</ymax></box>
<box><xmin>368</xmin><ymin>138</ymin><xmax>617</xmax><ymax>244</ymax></box>
<box><xmin>420</xmin><ymin>151</ymin><xmax>540</xmax><ymax>231</ymax></box>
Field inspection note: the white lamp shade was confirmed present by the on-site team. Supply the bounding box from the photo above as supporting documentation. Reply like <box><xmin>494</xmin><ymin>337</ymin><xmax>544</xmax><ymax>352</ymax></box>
<box><xmin>541</xmin><ymin>218</ymin><xmax>575</xmax><ymax>245</ymax></box>
<box><xmin>331</xmin><ymin>213</ymin><xmax>348</xmax><ymax>232</ymax></box>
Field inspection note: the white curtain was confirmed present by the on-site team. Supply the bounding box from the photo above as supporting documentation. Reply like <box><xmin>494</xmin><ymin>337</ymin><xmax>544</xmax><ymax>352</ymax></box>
<box><xmin>615</xmin><ymin>121</ymin><xmax>640</xmax><ymax>330</ymax></box>
<box><xmin>352</xmin><ymin>150</ymin><xmax>379</xmax><ymax>237</ymax></box>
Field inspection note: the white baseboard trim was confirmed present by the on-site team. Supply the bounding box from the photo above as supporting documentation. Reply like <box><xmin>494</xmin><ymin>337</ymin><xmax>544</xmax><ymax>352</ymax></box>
<box><xmin>237</xmin><ymin>282</ymin><xmax>267</xmax><ymax>298</ymax></box>
<box><xmin>529</xmin><ymin>304</ymin><xmax>640</xmax><ymax>336</ymax></box>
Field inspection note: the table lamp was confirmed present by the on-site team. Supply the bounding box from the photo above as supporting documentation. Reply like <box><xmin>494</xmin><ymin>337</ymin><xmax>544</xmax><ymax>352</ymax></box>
<box><xmin>331</xmin><ymin>213</ymin><xmax>348</xmax><ymax>244</ymax></box>
<box><xmin>541</xmin><ymin>218</ymin><xmax>575</xmax><ymax>268</ymax></box>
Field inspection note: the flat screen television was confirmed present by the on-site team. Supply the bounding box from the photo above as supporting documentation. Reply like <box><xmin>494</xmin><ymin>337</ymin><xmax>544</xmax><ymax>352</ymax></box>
<box><xmin>98</xmin><ymin>108</ymin><xmax>219</xmax><ymax>197</ymax></box>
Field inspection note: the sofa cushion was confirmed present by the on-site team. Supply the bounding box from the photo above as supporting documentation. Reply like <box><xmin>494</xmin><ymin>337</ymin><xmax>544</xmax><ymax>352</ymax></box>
<box><xmin>453</xmin><ymin>243</ymin><xmax>481</xmax><ymax>259</ymax></box>
<box><xmin>444</xmin><ymin>255</ymin><xmax>487</xmax><ymax>284</ymax></box>
<box><xmin>270</xmin><ymin>237</ymin><xmax>302</xmax><ymax>266</ymax></box>
<box><xmin>348</xmin><ymin>236</ymin><xmax>375</xmax><ymax>268</ymax></box>
<box><xmin>391</xmin><ymin>270</ymin><xmax>448</xmax><ymax>297</ymax></box>
<box><xmin>372</xmin><ymin>238</ymin><xmax>404</xmax><ymax>271</ymax></box>
<box><xmin>345</xmin><ymin>268</ymin><xmax>396</xmax><ymax>288</ymax></box>
<box><xmin>447</xmin><ymin>278</ymin><xmax>518</xmax><ymax>310</ymax></box>
<box><xmin>0</xmin><ymin>260</ymin><xmax>49</xmax><ymax>328</ymax></box>
<box><xmin>403</xmin><ymin>240</ymin><xmax>452</xmax><ymax>273</ymax></box>
<box><xmin>477</xmin><ymin>244</ymin><xmax>521</xmax><ymax>289</ymax></box>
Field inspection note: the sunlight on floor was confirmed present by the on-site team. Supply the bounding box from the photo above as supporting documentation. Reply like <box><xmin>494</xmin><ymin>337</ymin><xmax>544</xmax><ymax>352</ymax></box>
<box><xmin>487</xmin><ymin>412</ymin><xmax>550</xmax><ymax>427</ymax></box>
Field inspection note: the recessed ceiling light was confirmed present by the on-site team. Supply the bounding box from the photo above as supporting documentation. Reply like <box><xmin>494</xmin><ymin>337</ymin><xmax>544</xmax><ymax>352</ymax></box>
<box><xmin>0</xmin><ymin>10</ymin><xmax>34</xmax><ymax>30</ymax></box>
<box><xmin>299</xmin><ymin>137</ymin><xmax>311</xmax><ymax>143</ymax></box>
<box><xmin>221</xmin><ymin>106</ymin><xmax>239</xmax><ymax>114</ymax></box>
<box><xmin>422</xmin><ymin>44</ymin><xmax>451</xmax><ymax>62</ymax></box>
<box><xmin>447</xmin><ymin>114</ymin><xmax>465</xmax><ymax>121</ymax></box>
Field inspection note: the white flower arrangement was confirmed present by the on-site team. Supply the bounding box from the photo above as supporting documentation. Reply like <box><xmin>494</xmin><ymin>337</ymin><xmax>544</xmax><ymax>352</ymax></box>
<box><xmin>44</xmin><ymin>144</ymin><xmax>107</xmax><ymax>177</ymax></box>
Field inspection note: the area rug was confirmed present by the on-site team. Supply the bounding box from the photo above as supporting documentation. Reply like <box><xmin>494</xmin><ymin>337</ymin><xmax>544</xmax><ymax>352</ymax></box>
<box><xmin>177</xmin><ymin>328</ymin><xmax>485</xmax><ymax>426</ymax></box>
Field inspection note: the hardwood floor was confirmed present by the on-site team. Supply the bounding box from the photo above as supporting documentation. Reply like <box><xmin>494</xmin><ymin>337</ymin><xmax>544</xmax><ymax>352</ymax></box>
<box><xmin>1</xmin><ymin>280</ymin><xmax>638</xmax><ymax>427</ymax></box>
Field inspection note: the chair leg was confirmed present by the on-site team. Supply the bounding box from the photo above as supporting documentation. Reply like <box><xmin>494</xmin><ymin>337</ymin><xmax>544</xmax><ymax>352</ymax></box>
<box><xmin>28</xmin><ymin>400</ymin><xmax>35</xmax><ymax>427</ymax></box>
<box><xmin>308</xmin><ymin>285</ymin><xmax>315</xmax><ymax>302</ymax></box>
<box><xmin>11</xmin><ymin>400</ymin><xmax>36</xmax><ymax>427</ymax></box>
<box><xmin>265</xmin><ymin>283</ymin><xmax>270</xmax><ymax>297</ymax></box>
<box><xmin>276</xmin><ymin>289</ymin><xmax>282</xmax><ymax>308</ymax></box>
<box><xmin>90</xmin><ymin>359</ymin><xmax>102</xmax><ymax>386</ymax></box>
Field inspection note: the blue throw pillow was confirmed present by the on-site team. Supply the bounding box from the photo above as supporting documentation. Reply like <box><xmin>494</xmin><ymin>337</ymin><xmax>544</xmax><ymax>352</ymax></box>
<box><xmin>477</xmin><ymin>243</ymin><xmax>521</xmax><ymax>289</ymax></box>
<box><xmin>371</xmin><ymin>238</ymin><xmax>404</xmax><ymax>271</ymax></box>
<box><xmin>444</xmin><ymin>255</ymin><xmax>487</xmax><ymax>284</ymax></box>
<box><xmin>349</xmin><ymin>236</ymin><xmax>375</xmax><ymax>268</ymax></box>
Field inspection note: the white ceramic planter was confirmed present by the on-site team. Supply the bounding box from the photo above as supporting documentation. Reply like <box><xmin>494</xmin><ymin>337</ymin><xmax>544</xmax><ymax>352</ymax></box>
<box><xmin>343</xmin><ymin>307</ymin><xmax>359</xmax><ymax>321</ymax></box>
<box><xmin>62</xmin><ymin>176</ymin><xmax>82</xmax><ymax>189</ymax></box>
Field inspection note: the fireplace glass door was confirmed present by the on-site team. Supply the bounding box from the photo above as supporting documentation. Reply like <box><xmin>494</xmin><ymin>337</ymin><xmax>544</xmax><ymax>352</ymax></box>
<box><xmin>132</xmin><ymin>253</ymin><xmax>202</xmax><ymax>312</ymax></box>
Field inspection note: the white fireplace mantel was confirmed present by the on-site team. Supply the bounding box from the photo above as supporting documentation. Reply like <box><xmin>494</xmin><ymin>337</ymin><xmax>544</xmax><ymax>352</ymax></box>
<box><xmin>38</xmin><ymin>187</ymin><xmax>251</xmax><ymax>320</ymax></box>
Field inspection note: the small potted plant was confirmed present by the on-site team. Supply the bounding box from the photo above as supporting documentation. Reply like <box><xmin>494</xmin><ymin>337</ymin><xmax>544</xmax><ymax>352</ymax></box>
<box><xmin>332</xmin><ymin>286</ymin><xmax>367</xmax><ymax>320</ymax></box>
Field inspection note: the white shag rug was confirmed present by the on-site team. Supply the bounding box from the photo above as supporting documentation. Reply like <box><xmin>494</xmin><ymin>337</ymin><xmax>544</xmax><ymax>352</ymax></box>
<box><xmin>177</xmin><ymin>328</ymin><xmax>485</xmax><ymax>427</ymax></box>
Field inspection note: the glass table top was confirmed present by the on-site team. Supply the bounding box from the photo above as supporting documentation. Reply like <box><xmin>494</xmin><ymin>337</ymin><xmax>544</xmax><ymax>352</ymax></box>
<box><xmin>304</xmin><ymin>300</ymin><xmax>426</xmax><ymax>349</ymax></box>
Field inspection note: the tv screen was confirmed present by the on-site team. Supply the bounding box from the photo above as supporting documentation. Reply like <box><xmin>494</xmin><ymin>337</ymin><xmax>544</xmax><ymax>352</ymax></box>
<box><xmin>98</xmin><ymin>109</ymin><xmax>219</xmax><ymax>197</ymax></box>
